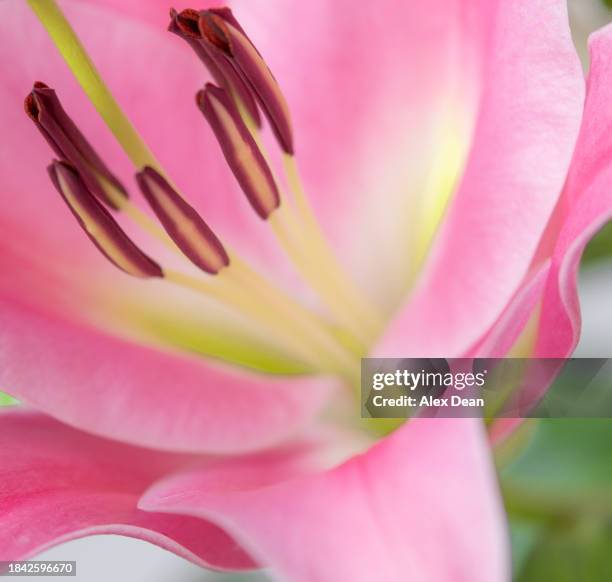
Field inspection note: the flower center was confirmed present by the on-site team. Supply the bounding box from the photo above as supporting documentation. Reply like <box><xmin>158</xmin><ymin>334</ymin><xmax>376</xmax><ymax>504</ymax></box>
<box><xmin>24</xmin><ymin>1</ymin><xmax>389</xmax><ymax>390</ymax></box>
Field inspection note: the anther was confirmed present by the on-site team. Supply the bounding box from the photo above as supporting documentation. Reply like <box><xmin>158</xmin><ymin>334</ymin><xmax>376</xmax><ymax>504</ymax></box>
<box><xmin>26</xmin><ymin>83</ymin><xmax>128</xmax><ymax>210</ymax></box>
<box><xmin>136</xmin><ymin>167</ymin><xmax>230</xmax><ymax>275</ymax></box>
<box><xmin>48</xmin><ymin>161</ymin><xmax>162</xmax><ymax>279</ymax></box>
<box><xmin>197</xmin><ymin>83</ymin><xmax>280</xmax><ymax>220</ymax></box>
<box><xmin>199</xmin><ymin>11</ymin><xmax>232</xmax><ymax>53</ymax></box>
<box><xmin>199</xmin><ymin>8</ymin><xmax>294</xmax><ymax>154</ymax></box>
<box><xmin>169</xmin><ymin>9</ymin><xmax>260</xmax><ymax>127</ymax></box>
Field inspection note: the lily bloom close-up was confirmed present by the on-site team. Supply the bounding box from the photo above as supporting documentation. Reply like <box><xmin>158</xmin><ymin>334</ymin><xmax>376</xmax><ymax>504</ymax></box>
<box><xmin>2</xmin><ymin>0</ymin><xmax>612</xmax><ymax>580</ymax></box>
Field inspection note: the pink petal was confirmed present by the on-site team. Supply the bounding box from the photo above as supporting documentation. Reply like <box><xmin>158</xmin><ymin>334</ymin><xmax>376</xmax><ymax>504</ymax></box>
<box><xmin>536</xmin><ymin>24</ymin><xmax>612</xmax><ymax>358</ymax></box>
<box><xmin>468</xmin><ymin>262</ymin><xmax>551</xmax><ymax>358</ymax></box>
<box><xmin>76</xmin><ymin>1</ymin><xmax>202</xmax><ymax>28</ymax></box>
<box><xmin>476</xmin><ymin>24</ymin><xmax>612</xmax><ymax>363</ymax></box>
<box><xmin>440</xmin><ymin>28</ymin><xmax>612</xmax><ymax>440</ymax></box>
<box><xmin>376</xmin><ymin>0</ymin><xmax>585</xmax><ymax>355</ymax></box>
<box><xmin>464</xmin><ymin>266</ymin><xmax>551</xmax><ymax>444</ymax></box>
<box><xmin>0</xmin><ymin>297</ymin><xmax>333</xmax><ymax>454</ymax></box>
<box><xmin>141</xmin><ymin>419</ymin><xmax>509</xmax><ymax>581</ymax></box>
<box><xmin>0</xmin><ymin>409</ymin><xmax>255</xmax><ymax>570</ymax></box>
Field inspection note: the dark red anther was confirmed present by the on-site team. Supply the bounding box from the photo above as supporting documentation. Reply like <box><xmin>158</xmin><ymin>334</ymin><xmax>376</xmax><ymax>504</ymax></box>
<box><xmin>26</xmin><ymin>83</ymin><xmax>128</xmax><ymax>210</ymax></box>
<box><xmin>197</xmin><ymin>84</ymin><xmax>280</xmax><ymax>220</ymax></box>
<box><xmin>169</xmin><ymin>8</ymin><xmax>261</xmax><ymax>127</ymax></box>
<box><xmin>137</xmin><ymin>167</ymin><xmax>230</xmax><ymax>275</ymax></box>
<box><xmin>48</xmin><ymin>161</ymin><xmax>162</xmax><ymax>279</ymax></box>
<box><xmin>199</xmin><ymin>8</ymin><xmax>294</xmax><ymax>154</ymax></box>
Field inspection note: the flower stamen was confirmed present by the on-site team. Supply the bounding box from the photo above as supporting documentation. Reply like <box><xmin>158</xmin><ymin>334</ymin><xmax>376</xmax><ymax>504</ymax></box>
<box><xmin>48</xmin><ymin>160</ymin><xmax>163</xmax><ymax>279</ymax></box>
<box><xmin>48</xmin><ymin>161</ymin><xmax>355</xmax><ymax>374</ymax></box>
<box><xmin>25</xmin><ymin>78</ymin><xmax>358</xmax><ymax>375</ymax></box>
<box><xmin>197</xmin><ymin>83</ymin><xmax>280</xmax><ymax>219</ymax></box>
<box><xmin>180</xmin><ymin>9</ymin><xmax>385</xmax><ymax>343</ymax></box>
<box><xmin>137</xmin><ymin>167</ymin><xmax>230</xmax><ymax>275</ymax></box>
<box><xmin>198</xmin><ymin>11</ymin><xmax>232</xmax><ymax>54</ymax></box>
<box><xmin>25</xmin><ymin>83</ymin><xmax>180</xmax><ymax>252</ymax></box>
<box><xmin>31</xmin><ymin>92</ymin><xmax>359</xmax><ymax>375</ymax></box>
<box><xmin>26</xmin><ymin>0</ymin><xmax>375</xmax><ymax>384</ymax></box>
<box><xmin>198</xmin><ymin>8</ymin><xmax>294</xmax><ymax>154</ymax></box>
<box><xmin>26</xmin><ymin>82</ymin><xmax>128</xmax><ymax>209</ymax></box>
<box><xmin>169</xmin><ymin>8</ymin><xmax>261</xmax><ymax>127</ymax></box>
<box><xmin>197</xmin><ymin>85</ymin><xmax>381</xmax><ymax>343</ymax></box>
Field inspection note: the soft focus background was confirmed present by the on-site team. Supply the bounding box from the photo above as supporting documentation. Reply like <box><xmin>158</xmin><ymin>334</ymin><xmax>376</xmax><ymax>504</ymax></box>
<box><xmin>6</xmin><ymin>1</ymin><xmax>612</xmax><ymax>580</ymax></box>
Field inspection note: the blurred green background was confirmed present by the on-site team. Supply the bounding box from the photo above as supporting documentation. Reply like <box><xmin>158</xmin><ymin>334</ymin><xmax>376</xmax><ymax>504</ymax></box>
<box><xmin>503</xmin><ymin>420</ymin><xmax>612</xmax><ymax>581</ymax></box>
<box><xmin>503</xmin><ymin>227</ymin><xmax>612</xmax><ymax>577</ymax></box>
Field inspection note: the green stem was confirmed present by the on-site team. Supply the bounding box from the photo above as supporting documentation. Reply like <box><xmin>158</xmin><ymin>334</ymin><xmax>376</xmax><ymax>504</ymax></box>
<box><xmin>27</xmin><ymin>0</ymin><xmax>159</xmax><ymax>169</ymax></box>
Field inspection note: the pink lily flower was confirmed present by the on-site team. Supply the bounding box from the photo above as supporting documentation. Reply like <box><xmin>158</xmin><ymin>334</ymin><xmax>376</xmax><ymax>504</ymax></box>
<box><xmin>0</xmin><ymin>0</ymin><xmax>610</xmax><ymax>579</ymax></box>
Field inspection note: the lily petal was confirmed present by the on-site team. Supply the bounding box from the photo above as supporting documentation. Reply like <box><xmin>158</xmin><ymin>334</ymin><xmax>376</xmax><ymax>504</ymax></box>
<box><xmin>78</xmin><ymin>1</ymin><xmax>209</xmax><ymax>29</ymax></box>
<box><xmin>0</xmin><ymin>409</ymin><xmax>255</xmax><ymax>570</ymax></box>
<box><xmin>376</xmin><ymin>0</ymin><xmax>584</xmax><ymax>354</ymax></box>
<box><xmin>0</xmin><ymin>297</ymin><xmax>333</xmax><ymax>454</ymax></box>
<box><xmin>449</xmin><ymin>26</ymin><xmax>612</xmax><ymax>442</ymax></box>
<box><xmin>141</xmin><ymin>419</ymin><xmax>509</xmax><ymax>581</ymax></box>
<box><xmin>469</xmin><ymin>262</ymin><xmax>551</xmax><ymax>358</ymax></box>
<box><xmin>536</xmin><ymin>25</ymin><xmax>612</xmax><ymax>358</ymax></box>
<box><xmin>478</xmin><ymin>24</ymin><xmax>612</xmax><ymax>362</ymax></box>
